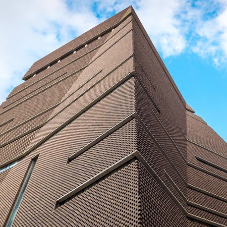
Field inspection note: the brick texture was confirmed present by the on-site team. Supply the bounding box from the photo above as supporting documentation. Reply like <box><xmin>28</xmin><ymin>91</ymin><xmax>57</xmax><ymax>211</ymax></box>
<box><xmin>0</xmin><ymin>6</ymin><xmax>226</xmax><ymax>227</ymax></box>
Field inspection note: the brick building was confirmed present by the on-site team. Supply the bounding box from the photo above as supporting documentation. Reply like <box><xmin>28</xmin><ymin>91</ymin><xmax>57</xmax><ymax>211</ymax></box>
<box><xmin>0</xmin><ymin>6</ymin><xmax>227</xmax><ymax>226</ymax></box>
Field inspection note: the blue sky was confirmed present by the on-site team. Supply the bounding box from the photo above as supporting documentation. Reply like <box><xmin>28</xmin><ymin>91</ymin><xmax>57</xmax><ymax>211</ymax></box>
<box><xmin>0</xmin><ymin>0</ymin><xmax>226</xmax><ymax>141</ymax></box>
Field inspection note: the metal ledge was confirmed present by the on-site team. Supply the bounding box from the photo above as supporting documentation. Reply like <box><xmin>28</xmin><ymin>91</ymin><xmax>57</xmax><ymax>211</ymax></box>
<box><xmin>58</xmin><ymin>149</ymin><xmax>226</xmax><ymax>227</ymax></box>
<box><xmin>68</xmin><ymin>113</ymin><xmax>136</xmax><ymax>162</ymax></box>
<box><xmin>57</xmin><ymin>150</ymin><xmax>186</xmax><ymax>216</ymax></box>
<box><xmin>166</xmin><ymin>170</ymin><xmax>227</xmax><ymax>225</ymax></box>
<box><xmin>57</xmin><ymin>151</ymin><xmax>137</xmax><ymax>206</ymax></box>
<box><xmin>67</xmin><ymin>112</ymin><xmax>187</xmax><ymax>186</ymax></box>
<box><xmin>0</xmin><ymin>118</ymin><xmax>14</xmax><ymax>127</ymax></box>
<box><xmin>187</xmin><ymin>139</ymin><xmax>227</xmax><ymax>161</ymax></box>
<box><xmin>188</xmin><ymin>162</ymin><xmax>227</xmax><ymax>182</ymax></box>
<box><xmin>188</xmin><ymin>184</ymin><xmax>227</xmax><ymax>203</ymax></box>
<box><xmin>165</xmin><ymin>169</ymin><xmax>227</xmax><ymax>220</ymax></box>
<box><xmin>187</xmin><ymin>201</ymin><xmax>227</xmax><ymax>219</ymax></box>
<box><xmin>196</xmin><ymin>156</ymin><xmax>227</xmax><ymax>174</ymax></box>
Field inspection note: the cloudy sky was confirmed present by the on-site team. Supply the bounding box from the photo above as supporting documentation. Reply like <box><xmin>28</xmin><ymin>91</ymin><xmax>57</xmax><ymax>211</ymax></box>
<box><xmin>0</xmin><ymin>0</ymin><xmax>227</xmax><ymax>141</ymax></box>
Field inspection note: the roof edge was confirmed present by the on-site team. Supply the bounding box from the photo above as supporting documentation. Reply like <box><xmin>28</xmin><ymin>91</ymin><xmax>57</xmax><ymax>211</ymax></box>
<box><xmin>22</xmin><ymin>6</ymin><xmax>132</xmax><ymax>81</ymax></box>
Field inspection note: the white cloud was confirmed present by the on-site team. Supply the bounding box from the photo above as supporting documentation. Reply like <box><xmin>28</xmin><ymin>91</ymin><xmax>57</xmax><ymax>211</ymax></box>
<box><xmin>191</xmin><ymin>0</ymin><xmax>227</xmax><ymax>65</ymax></box>
<box><xmin>87</xmin><ymin>0</ymin><xmax>187</xmax><ymax>57</ymax></box>
<box><xmin>136</xmin><ymin>0</ymin><xmax>187</xmax><ymax>57</ymax></box>
<box><xmin>115</xmin><ymin>0</ymin><xmax>227</xmax><ymax>67</ymax></box>
<box><xmin>0</xmin><ymin>0</ymin><xmax>100</xmax><ymax>104</ymax></box>
<box><xmin>1</xmin><ymin>0</ymin><xmax>227</xmax><ymax>104</ymax></box>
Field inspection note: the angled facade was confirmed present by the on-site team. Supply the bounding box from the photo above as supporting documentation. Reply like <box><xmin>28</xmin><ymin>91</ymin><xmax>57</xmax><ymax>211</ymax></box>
<box><xmin>0</xmin><ymin>6</ymin><xmax>227</xmax><ymax>226</ymax></box>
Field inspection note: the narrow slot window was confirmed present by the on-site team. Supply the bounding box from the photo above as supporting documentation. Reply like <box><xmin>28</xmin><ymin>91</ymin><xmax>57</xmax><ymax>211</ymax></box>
<box><xmin>5</xmin><ymin>156</ymin><xmax>38</xmax><ymax>227</ymax></box>
<box><xmin>0</xmin><ymin>160</ymin><xmax>19</xmax><ymax>173</ymax></box>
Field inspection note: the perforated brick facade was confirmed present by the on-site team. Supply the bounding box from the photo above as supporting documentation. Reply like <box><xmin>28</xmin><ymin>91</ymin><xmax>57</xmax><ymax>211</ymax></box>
<box><xmin>0</xmin><ymin>6</ymin><xmax>226</xmax><ymax>226</ymax></box>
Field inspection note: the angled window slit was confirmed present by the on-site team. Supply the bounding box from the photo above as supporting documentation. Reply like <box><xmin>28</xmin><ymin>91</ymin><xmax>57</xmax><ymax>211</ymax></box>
<box><xmin>5</xmin><ymin>156</ymin><xmax>38</xmax><ymax>227</ymax></box>
<box><xmin>0</xmin><ymin>160</ymin><xmax>19</xmax><ymax>173</ymax></box>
